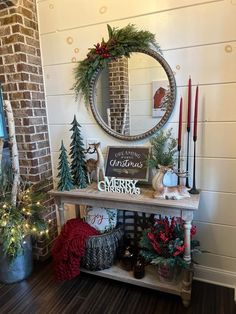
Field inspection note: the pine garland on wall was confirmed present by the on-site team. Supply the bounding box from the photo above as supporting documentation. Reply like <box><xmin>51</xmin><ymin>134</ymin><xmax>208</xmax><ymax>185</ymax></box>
<box><xmin>69</xmin><ymin>115</ymin><xmax>87</xmax><ymax>188</ymax></box>
<box><xmin>57</xmin><ymin>141</ymin><xmax>74</xmax><ymax>191</ymax></box>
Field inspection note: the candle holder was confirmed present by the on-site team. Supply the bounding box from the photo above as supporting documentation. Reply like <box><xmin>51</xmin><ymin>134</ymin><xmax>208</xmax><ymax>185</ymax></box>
<box><xmin>189</xmin><ymin>137</ymin><xmax>199</xmax><ymax>194</ymax></box>
<box><xmin>177</xmin><ymin>145</ymin><xmax>181</xmax><ymax>185</ymax></box>
<box><xmin>185</xmin><ymin>128</ymin><xmax>191</xmax><ymax>188</ymax></box>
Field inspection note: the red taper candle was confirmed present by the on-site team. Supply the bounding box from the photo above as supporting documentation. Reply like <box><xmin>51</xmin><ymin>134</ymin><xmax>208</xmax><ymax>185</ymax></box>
<box><xmin>193</xmin><ymin>85</ymin><xmax>199</xmax><ymax>141</ymax></box>
<box><xmin>187</xmin><ymin>77</ymin><xmax>191</xmax><ymax>131</ymax></box>
<box><xmin>178</xmin><ymin>97</ymin><xmax>183</xmax><ymax>149</ymax></box>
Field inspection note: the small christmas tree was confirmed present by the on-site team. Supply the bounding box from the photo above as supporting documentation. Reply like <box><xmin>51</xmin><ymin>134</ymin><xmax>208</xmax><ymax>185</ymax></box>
<box><xmin>57</xmin><ymin>141</ymin><xmax>74</xmax><ymax>191</ymax></box>
<box><xmin>69</xmin><ymin>115</ymin><xmax>87</xmax><ymax>188</ymax></box>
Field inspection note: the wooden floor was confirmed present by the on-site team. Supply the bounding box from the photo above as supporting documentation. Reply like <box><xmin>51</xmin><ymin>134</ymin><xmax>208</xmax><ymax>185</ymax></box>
<box><xmin>0</xmin><ymin>259</ymin><xmax>235</xmax><ymax>314</ymax></box>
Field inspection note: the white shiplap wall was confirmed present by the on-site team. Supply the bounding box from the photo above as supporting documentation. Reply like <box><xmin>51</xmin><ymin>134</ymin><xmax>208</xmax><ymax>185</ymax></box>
<box><xmin>36</xmin><ymin>0</ymin><xmax>236</xmax><ymax>289</ymax></box>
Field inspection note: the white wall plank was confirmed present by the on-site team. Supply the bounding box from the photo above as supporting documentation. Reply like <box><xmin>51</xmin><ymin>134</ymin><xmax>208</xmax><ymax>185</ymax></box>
<box><xmin>39</xmin><ymin>1</ymin><xmax>236</xmax><ymax>65</ymax></box>
<box><xmin>194</xmin><ymin>253</ymin><xmax>236</xmax><ymax>273</ymax></box>
<box><xmin>195</xmin><ymin>191</ymin><xmax>236</xmax><ymax>226</ymax></box>
<box><xmin>46</xmin><ymin>95</ymin><xmax>91</xmax><ymax>124</ymax></box>
<box><xmin>165</xmin><ymin>42</ymin><xmax>236</xmax><ymax>86</ymax></box>
<box><xmin>194</xmin><ymin>222</ymin><xmax>236</xmax><ymax>258</ymax></box>
<box><xmin>38</xmin><ymin>0</ymin><xmax>222</xmax><ymax>35</ymax></box>
<box><xmin>196</xmin><ymin>158</ymin><xmax>236</xmax><ymax>194</ymax></box>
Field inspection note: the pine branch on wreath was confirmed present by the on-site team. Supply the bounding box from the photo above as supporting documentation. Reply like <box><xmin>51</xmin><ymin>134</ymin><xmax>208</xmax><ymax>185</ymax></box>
<box><xmin>73</xmin><ymin>24</ymin><xmax>162</xmax><ymax>102</ymax></box>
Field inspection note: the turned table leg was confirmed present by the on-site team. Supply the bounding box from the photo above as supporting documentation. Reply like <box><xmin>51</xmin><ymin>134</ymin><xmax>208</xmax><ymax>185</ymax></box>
<box><xmin>181</xmin><ymin>211</ymin><xmax>194</xmax><ymax>307</ymax></box>
<box><xmin>55</xmin><ymin>197</ymin><xmax>65</xmax><ymax>229</ymax></box>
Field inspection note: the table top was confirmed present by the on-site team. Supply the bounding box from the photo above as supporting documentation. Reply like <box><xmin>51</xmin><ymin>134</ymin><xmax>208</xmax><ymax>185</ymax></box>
<box><xmin>49</xmin><ymin>183</ymin><xmax>200</xmax><ymax>212</ymax></box>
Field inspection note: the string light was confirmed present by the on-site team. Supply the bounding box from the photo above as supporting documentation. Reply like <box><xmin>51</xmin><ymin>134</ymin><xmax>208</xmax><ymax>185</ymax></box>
<box><xmin>1</xmin><ymin>182</ymin><xmax>50</xmax><ymax>258</ymax></box>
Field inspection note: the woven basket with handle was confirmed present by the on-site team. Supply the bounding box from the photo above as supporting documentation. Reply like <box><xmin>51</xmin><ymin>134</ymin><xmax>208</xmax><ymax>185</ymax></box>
<box><xmin>82</xmin><ymin>226</ymin><xmax>124</xmax><ymax>271</ymax></box>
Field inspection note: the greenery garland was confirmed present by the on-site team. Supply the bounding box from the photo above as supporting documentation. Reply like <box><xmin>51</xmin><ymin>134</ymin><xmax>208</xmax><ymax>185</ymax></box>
<box><xmin>73</xmin><ymin>24</ymin><xmax>161</xmax><ymax>102</ymax></box>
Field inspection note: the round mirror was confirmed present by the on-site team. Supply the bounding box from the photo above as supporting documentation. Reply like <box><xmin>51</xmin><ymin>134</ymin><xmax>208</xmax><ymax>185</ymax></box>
<box><xmin>89</xmin><ymin>48</ymin><xmax>176</xmax><ymax>141</ymax></box>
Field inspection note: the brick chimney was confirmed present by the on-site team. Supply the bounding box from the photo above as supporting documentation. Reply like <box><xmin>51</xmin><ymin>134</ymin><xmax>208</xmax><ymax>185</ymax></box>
<box><xmin>0</xmin><ymin>0</ymin><xmax>57</xmax><ymax>259</ymax></box>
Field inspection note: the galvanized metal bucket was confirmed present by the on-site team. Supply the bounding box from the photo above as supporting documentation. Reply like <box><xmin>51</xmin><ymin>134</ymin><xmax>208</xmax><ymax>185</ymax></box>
<box><xmin>0</xmin><ymin>236</ymin><xmax>33</xmax><ymax>284</ymax></box>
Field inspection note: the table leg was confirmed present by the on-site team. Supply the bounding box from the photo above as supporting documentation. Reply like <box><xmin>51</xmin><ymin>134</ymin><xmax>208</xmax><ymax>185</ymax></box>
<box><xmin>181</xmin><ymin>211</ymin><xmax>194</xmax><ymax>307</ymax></box>
<box><xmin>55</xmin><ymin>197</ymin><xmax>65</xmax><ymax>229</ymax></box>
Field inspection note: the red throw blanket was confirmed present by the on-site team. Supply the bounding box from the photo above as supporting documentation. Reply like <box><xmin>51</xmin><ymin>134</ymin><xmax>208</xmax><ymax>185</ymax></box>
<box><xmin>52</xmin><ymin>218</ymin><xmax>99</xmax><ymax>281</ymax></box>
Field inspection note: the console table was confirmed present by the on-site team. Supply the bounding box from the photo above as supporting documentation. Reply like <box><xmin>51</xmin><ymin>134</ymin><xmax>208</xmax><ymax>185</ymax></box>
<box><xmin>49</xmin><ymin>184</ymin><xmax>200</xmax><ymax>307</ymax></box>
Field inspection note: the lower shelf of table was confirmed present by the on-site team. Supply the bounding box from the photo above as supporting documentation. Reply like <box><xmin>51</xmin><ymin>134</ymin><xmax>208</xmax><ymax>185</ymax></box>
<box><xmin>81</xmin><ymin>263</ymin><xmax>183</xmax><ymax>296</ymax></box>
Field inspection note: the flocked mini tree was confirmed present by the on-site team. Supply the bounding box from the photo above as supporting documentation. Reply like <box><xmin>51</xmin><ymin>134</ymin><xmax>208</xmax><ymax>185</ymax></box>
<box><xmin>57</xmin><ymin>141</ymin><xmax>74</xmax><ymax>191</ymax></box>
<box><xmin>69</xmin><ymin>115</ymin><xmax>87</xmax><ymax>188</ymax></box>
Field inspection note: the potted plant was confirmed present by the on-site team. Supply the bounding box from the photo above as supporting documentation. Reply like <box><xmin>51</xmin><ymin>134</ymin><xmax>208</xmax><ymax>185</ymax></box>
<box><xmin>139</xmin><ymin>216</ymin><xmax>200</xmax><ymax>282</ymax></box>
<box><xmin>0</xmin><ymin>169</ymin><xmax>49</xmax><ymax>283</ymax></box>
<box><xmin>0</xmin><ymin>100</ymin><xmax>49</xmax><ymax>283</ymax></box>
<box><xmin>148</xmin><ymin>129</ymin><xmax>177</xmax><ymax>190</ymax></box>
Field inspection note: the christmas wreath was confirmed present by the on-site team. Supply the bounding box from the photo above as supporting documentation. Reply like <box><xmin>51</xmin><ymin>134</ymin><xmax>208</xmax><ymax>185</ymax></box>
<box><xmin>73</xmin><ymin>24</ymin><xmax>161</xmax><ymax>102</ymax></box>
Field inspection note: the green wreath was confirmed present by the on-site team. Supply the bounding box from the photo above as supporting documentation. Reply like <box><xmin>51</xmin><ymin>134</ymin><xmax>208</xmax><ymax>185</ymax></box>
<box><xmin>73</xmin><ymin>24</ymin><xmax>162</xmax><ymax>102</ymax></box>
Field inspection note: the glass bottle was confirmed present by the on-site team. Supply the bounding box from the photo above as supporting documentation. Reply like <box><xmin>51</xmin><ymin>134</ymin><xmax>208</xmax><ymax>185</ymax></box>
<box><xmin>133</xmin><ymin>257</ymin><xmax>145</xmax><ymax>279</ymax></box>
<box><xmin>120</xmin><ymin>246</ymin><xmax>134</xmax><ymax>271</ymax></box>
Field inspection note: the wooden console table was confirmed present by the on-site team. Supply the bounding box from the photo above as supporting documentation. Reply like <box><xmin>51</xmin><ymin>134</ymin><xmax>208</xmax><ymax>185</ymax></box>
<box><xmin>49</xmin><ymin>184</ymin><xmax>200</xmax><ymax>307</ymax></box>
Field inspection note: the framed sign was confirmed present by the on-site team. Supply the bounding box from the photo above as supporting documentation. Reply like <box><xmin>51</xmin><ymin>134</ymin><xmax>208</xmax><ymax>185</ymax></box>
<box><xmin>105</xmin><ymin>146</ymin><xmax>150</xmax><ymax>181</ymax></box>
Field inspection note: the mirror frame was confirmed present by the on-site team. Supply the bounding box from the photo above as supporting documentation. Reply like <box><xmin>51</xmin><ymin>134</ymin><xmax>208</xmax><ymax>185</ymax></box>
<box><xmin>89</xmin><ymin>47</ymin><xmax>176</xmax><ymax>141</ymax></box>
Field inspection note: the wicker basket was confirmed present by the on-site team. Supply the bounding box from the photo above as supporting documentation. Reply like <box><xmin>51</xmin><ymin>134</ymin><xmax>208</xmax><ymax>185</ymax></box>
<box><xmin>82</xmin><ymin>226</ymin><xmax>124</xmax><ymax>271</ymax></box>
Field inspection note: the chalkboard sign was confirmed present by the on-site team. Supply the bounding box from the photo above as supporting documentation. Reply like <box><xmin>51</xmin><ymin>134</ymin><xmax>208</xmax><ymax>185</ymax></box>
<box><xmin>105</xmin><ymin>146</ymin><xmax>150</xmax><ymax>181</ymax></box>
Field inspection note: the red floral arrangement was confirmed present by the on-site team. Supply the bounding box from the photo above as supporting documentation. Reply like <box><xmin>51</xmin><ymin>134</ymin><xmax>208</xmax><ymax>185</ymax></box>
<box><xmin>140</xmin><ymin>216</ymin><xmax>200</xmax><ymax>268</ymax></box>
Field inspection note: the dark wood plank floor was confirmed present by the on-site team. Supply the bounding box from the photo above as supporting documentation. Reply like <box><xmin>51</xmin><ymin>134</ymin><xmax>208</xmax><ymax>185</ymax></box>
<box><xmin>0</xmin><ymin>259</ymin><xmax>235</xmax><ymax>314</ymax></box>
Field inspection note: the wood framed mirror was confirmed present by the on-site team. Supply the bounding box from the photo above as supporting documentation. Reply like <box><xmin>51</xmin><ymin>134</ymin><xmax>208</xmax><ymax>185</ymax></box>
<box><xmin>89</xmin><ymin>47</ymin><xmax>176</xmax><ymax>141</ymax></box>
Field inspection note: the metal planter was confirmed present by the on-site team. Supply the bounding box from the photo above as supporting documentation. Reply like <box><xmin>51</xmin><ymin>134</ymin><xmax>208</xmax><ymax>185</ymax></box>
<box><xmin>0</xmin><ymin>236</ymin><xmax>33</xmax><ymax>284</ymax></box>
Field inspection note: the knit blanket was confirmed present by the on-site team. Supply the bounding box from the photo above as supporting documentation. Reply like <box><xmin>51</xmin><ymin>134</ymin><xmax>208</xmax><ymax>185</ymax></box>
<box><xmin>52</xmin><ymin>218</ymin><xmax>99</xmax><ymax>281</ymax></box>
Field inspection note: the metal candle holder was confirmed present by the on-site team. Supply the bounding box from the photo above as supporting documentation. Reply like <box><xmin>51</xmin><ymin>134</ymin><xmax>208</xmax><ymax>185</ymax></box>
<box><xmin>185</xmin><ymin>127</ymin><xmax>191</xmax><ymax>188</ymax></box>
<box><xmin>189</xmin><ymin>137</ymin><xmax>199</xmax><ymax>194</ymax></box>
<box><xmin>177</xmin><ymin>145</ymin><xmax>181</xmax><ymax>185</ymax></box>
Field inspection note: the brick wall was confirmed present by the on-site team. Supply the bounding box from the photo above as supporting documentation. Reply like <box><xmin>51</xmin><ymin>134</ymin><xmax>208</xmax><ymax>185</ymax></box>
<box><xmin>108</xmin><ymin>57</ymin><xmax>130</xmax><ymax>135</ymax></box>
<box><xmin>0</xmin><ymin>0</ymin><xmax>57</xmax><ymax>260</ymax></box>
